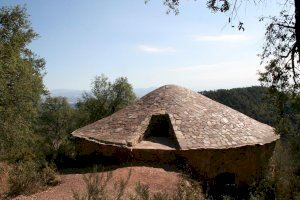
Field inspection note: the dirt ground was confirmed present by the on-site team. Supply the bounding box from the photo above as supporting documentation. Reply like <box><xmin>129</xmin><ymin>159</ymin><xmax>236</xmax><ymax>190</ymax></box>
<box><xmin>12</xmin><ymin>166</ymin><xmax>180</xmax><ymax>200</ymax></box>
<box><xmin>0</xmin><ymin>162</ymin><xmax>10</xmax><ymax>199</ymax></box>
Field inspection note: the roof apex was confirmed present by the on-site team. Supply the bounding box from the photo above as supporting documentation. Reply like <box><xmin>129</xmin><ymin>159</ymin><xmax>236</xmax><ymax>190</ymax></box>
<box><xmin>72</xmin><ymin>85</ymin><xmax>279</xmax><ymax>149</ymax></box>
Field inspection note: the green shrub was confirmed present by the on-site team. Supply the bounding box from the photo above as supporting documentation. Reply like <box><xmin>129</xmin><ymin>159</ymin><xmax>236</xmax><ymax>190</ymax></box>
<box><xmin>271</xmin><ymin>140</ymin><xmax>298</xmax><ymax>199</ymax></box>
<box><xmin>7</xmin><ymin>161</ymin><xmax>59</xmax><ymax>197</ymax></box>
<box><xmin>8</xmin><ymin>161</ymin><xmax>41</xmax><ymax>196</ymax></box>
<box><xmin>248</xmin><ymin>139</ymin><xmax>300</xmax><ymax>199</ymax></box>
<box><xmin>41</xmin><ymin>165</ymin><xmax>61</xmax><ymax>186</ymax></box>
<box><xmin>72</xmin><ymin>166</ymin><xmax>134</xmax><ymax>200</ymax></box>
<box><xmin>129</xmin><ymin>182</ymin><xmax>150</xmax><ymax>200</ymax></box>
<box><xmin>172</xmin><ymin>175</ymin><xmax>204</xmax><ymax>200</ymax></box>
<box><xmin>73</xmin><ymin>167</ymin><xmax>112</xmax><ymax>200</ymax></box>
<box><xmin>129</xmin><ymin>176</ymin><xmax>204</xmax><ymax>200</ymax></box>
<box><xmin>115</xmin><ymin>169</ymin><xmax>132</xmax><ymax>200</ymax></box>
<box><xmin>249</xmin><ymin>179</ymin><xmax>275</xmax><ymax>200</ymax></box>
<box><xmin>152</xmin><ymin>192</ymin><xmax>169</xmax><ymax>200</ymax></box>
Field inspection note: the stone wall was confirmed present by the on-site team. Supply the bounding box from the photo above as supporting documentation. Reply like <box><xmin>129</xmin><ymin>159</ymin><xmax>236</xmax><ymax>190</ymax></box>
<box><xmin>75</xmin><ymin>138</ymin><xmax>276</xmax><ymax>186</ymax></box>
<box><xmin>179</xmin><ymin>142</ymin><xmax>276</xmax><ymax>186</ymax></box>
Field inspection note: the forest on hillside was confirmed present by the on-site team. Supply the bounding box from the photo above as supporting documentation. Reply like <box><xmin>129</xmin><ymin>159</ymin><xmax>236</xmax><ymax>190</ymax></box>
<box><xmin>201</xmin><ymin>87</ymin><xmax>277</xmax><ymax>126</ymax></box>
<box><xmin>201</xmin><ymin>86</ymin><xmax>299</xmax><ymax>137</ymax></box>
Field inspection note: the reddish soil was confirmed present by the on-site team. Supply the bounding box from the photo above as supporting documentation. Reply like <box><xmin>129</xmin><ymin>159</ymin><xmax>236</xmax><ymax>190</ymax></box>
<box><xmin>13</xmin><ymin>166</ymin><xmax>180</xmax><ymax>200</ymax></box>
<box><xmin>0</xmin><ymin>162</ymin><xmax>10</xmax><ymax>199</ymax></box>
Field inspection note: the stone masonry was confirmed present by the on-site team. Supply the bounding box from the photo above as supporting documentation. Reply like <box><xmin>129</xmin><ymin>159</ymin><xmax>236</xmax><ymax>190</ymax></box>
<box><xmin>72</xmin><ymin>85</ymin><xmax>279</xmax><ymax>150</ymax></box>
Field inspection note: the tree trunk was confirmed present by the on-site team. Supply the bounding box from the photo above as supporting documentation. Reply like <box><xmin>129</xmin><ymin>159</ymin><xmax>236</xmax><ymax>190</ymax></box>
<box><xmin>295</xmin><ymin>0</ymin><xmax>300</xmax><ymax>61</ymax></box>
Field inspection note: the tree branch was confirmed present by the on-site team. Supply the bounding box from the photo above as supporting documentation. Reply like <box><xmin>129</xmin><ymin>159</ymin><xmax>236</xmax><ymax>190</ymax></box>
<box><xmin>280</xmin><ymin>43</ymin><xmax>296</xmax><ymax>58</ymax></box>
<box><xmin>290</xmin><ymin>47</ymin><xmax>298</xmax><ymax>89</ymax></box>
<box><xmin>273</xmin><ymin>23</ymin><xmax>295</xmax><ymax>29</ymax></box>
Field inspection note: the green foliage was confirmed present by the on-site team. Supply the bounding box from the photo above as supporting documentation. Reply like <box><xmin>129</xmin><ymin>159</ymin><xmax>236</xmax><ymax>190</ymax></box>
<box><xmin>0</xmin><ymin>5</ymin><xmax>45</xmax><ymax>161</ymax></box>
<box><xmin>201</xmin><ymin>86</ymin><xmax>277</xmax><ymax>126</ymax></box>
<box><xmin>7</xmin><ymin>160</ymin><xmax>59</xmax><ymax>196</ymax></box>
<box><xmin>115</xmin><ymin>169</ymin><xmax>132</xmax><ymax>200</ymax></box>
<box><xmin>152</xmin><ymin>192</ymin><xmax>169</xmax><ymax>200</ymax></box>
<box><xmin>7</xmin><ymin>160</ymin><xmax>40</xmax><ymax>196</ymax></box>
<box><xmin>249</xmin><ymin>179</ymin><xmax>275</xmax><ymax>200</ymax></box>
<box><xmin>0</xmin><ymin>6</ymin><xmax>136</xmax><ymax>193</ymax></box>
<box><xmin>201</xmin><ymin>86</ymin><xmax>299</xmax><ymax>136</ymax></box>
<box><xmin>37</xmin><ymin>96</ymin><xmax>76</xmax><ymax>162</ymax></box>
<box><xmin>259</xmin><ymin>8</ymin><xmax>299</xmax><ymax>95</ymax></box>
<box><xmin>247</xmin><ymin>138</ymin><xmax>300</xmax><ymax>199</ymax></box>
<box><xmin>75</xmin><ymin>74</ymin><xmax>136</xmax><ymax>126</ymax></box>
<box><xmin>0</xmin><ymin>5</ymin><xmax>62</xmax><ymax>197</ymax></box>
<box><xmin>130</xmin><ymin>182</ymin><xmax>150</xmax><ymax>200</ymax></box>
<box><xmin>270</xmin><ymin>140</ymin><xmax>299</xmax><ymax>199</ymax></box>
<box><xmin>172</xmin><ymin>176</ymin><xmax>203</xmax><ymax>200</ymax></box>
<box><xmin>72</xmin><ymin>166</ymin><xmax>131</xmax><ymax>200</ymax></box>
<box><xmin>81</xmin><ymin>172</ymin><xmax>110</xmax><ymax>200</ymax></box>
<box><xmin>41</xmin><ymin>165</ymin><xmax>61</xmax><ymax>186</ymax></box>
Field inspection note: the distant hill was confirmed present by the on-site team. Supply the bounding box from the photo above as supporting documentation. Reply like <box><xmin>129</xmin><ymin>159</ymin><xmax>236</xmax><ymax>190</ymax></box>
<box><xmin>50</xmin><ymin>89</ymin><xmax>85</xmax><ymax>104</ymax></box>
<box><xmin>200</xmin><ymin>86</ymin><xmax>277</xmax><ymax>126</ymax></box>
<box><xmin>50</xmin><ymin>87</ymin><xmax>156</xmax><ymax>104</ymax></box>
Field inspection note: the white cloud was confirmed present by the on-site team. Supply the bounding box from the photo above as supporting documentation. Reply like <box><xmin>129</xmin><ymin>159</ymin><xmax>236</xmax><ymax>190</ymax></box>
<box><xmin>192</xmin><ymin>34</ymin><xmax>249</xmax><ymax>42</ymax></box>
<box><xmin>138</xmin><ymin>45</ymin><xmax>176</xmax><ymax>53</ymax></box>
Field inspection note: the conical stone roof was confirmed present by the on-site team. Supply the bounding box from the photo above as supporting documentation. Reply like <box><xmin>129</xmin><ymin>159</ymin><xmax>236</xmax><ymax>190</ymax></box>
<box><xmin>72</xmin><ymin>85</ymin><xmax>279</xmax><ymax>150</ymax></box>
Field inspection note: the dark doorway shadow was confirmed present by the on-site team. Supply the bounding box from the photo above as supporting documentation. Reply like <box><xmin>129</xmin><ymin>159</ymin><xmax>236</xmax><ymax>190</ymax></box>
<box><xmin>205</xmin><ymin>172</ymin><xmax>239</xmax><ymax>199</ymax></box>
<box><xmin>141</xmin><ymin>114</ymin><xmax>180</xmax><ymax>149</ymax></box>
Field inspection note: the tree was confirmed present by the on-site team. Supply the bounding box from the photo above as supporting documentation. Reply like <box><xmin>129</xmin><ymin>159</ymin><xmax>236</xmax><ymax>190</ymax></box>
<box><xmin>259</xmin><ymin>2</ymin><xmax>299</xmax><ymax>95</ymax></box>
<box><xmin>0</xmin><ymin>6</ymin><xmax>58</xmax><ymax>195</ymax></box>
<box><xmin>37</xmin><ymin>96</ymin><xmax>75</xmax><ymax>161</ymax></box>
<box><xmin>109</xmin><ymin>77</ymin><xmax>137</xmax><ymax>113</ymax></box>
<box><xmin>75</xmin><ymin>74</ymin><xmax>136</xmax><ymax>126</ymax></box>
<box><xmin>0</xmin><ymin>5</ymin><xmax>45</xmax><ymax>161</ymax></box>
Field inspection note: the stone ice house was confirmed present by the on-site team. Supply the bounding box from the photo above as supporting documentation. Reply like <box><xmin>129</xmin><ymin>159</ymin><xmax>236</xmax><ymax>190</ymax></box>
<box><xmin>72</xmin><ymin>85</ymin><xmax>279</xmax><ymax>186</ymax></box>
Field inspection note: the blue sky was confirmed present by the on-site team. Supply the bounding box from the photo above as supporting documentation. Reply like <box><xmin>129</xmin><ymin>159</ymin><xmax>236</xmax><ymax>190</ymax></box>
<box><xmin>1</xmin><ymin>0</ymin><xmax>280</xmax><ymax>91</ymax></box>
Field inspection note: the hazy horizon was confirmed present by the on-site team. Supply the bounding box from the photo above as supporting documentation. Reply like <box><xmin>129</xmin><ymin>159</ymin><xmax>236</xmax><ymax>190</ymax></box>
<box><xmin>50</xmin><ymin>85</ymin><xmax>262</xmax><ymax>104</ymax></box>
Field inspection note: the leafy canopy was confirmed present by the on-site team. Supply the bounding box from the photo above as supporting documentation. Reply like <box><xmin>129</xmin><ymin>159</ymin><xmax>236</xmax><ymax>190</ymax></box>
<box><xmin>37</xmin><ymin>96</ymin><xmax>76</xmax><ymax>161</ymax></box>
<box><xmin>259</xmin><ymin>5</ymin><xmax>299</xmax><ymax>94</ymax></box>
<box><xmin>76</xmin><ymin>74</ymin><xmax>136</xmax><ymax>126</ymax></box>
<box><xmin>0</xmin><ymin>5</ymin><xmax>45</xmax><ymax>161</ymax></box>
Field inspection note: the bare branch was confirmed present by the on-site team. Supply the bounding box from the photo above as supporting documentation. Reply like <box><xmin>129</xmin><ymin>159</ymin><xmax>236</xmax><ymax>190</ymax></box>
<box><xmin>272</xmin><ymin>23</ymin><xmax>296</xmax><ymax>29</ymax></box>
<box><xmin>291</xmin><ymin>49</ymin><xmax>298</xmax><ymax>88</ymax></box>
<box><xmin>280</xmin><ymin>43</ymin><xmax>296</xmax><ymax>58</ymax></box>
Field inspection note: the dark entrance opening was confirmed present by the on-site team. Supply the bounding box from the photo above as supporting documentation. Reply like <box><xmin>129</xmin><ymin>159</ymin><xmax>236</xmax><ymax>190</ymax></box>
<box><xmin>205</xmin><ymin>173</ymin><xmax>240</xmax><ymax>199</ymax></box>
<box><xmin>141</xmin><ymin>114</ymin><xmax>179</xmax><ymax>149</ymax></box>
<box><xmin>205</xmin><ymin>172</ymin><xmax>267</xmax><ymax>199</ymax></box>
